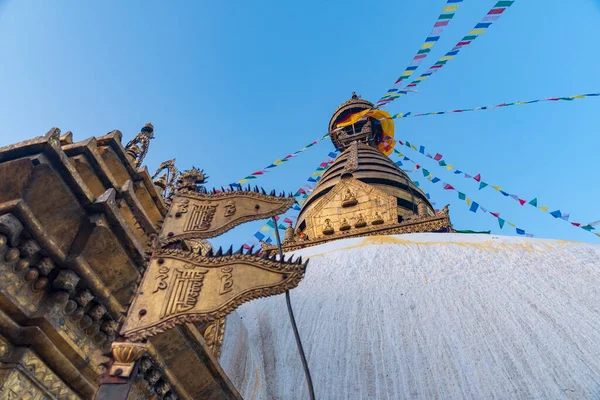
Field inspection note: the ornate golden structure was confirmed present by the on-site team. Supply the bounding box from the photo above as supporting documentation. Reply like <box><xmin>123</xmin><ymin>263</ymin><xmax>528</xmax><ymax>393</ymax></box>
<box><xmin>263</xmin><ymin>93</ymin><xmax>452</xmax><ymax>254</ymax></box>
<box><xmin>0</xmin><ymin>126</ymin><xmax>245</xmax><ymax>399</ymax></box>
<box><xmin>121</xmin><ymin>249</ymin><xmax>306</xmax><ymax>341</ymax></box>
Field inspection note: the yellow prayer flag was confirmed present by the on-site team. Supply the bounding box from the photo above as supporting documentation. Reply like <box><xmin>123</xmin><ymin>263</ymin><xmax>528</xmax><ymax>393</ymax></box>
<box><xmin>539</xmin><ymin>206</ymin><xmax>549</xmax><ymax>212</ymax></box>
<box><xmin>440</xmin><ymin>56</ymin><xmax>455</xmax><ymax>61</ymax></box>
<box><xmin>516</xmin><ymin>101</ymin><xmax>526</xmax><ymax>105</ymax></box>
<box><xmin>466</xmin><ymin>198</ymin><xmax>472</xmax><ymax>206</ymax></box>
<box><xmin>402</xmin><ymin>71</ymin><xmax>413</xmax><ymax>76</ymax></box>
<box><xmin>507</xmin><ymin>222</ymin><xmax>516</xmax><ymax>227</ymax></box>
<box><xmin>428</xmin><ymin>175</ymin><xmax>433</xmax><ymax>181</ymax></box>
<box><xmin>335</xmin><ymin>109</ymin><xmax>372</xmax><ymax>128</ymax></box>
<box><xmin>260</xmin><ymin>225</ymin><xmax>270</xmax><ymax>233</ymax></box>
<box><xmin>468</xmin><ymin>29</ymin><xmax>486</xmax><ymax>35</ymax></box>
<box><xmin>443</xmin><ymin>5</ymin><xmax>458</xmax><ymax>12</ymax></box>
<box><xmin>492</xmin><ymin>185</ymin><xmax>502</xmax><ymax>191</ymax></box>
<box><xmin>238</xmin><ymin>179</ymin><xmax>248</xmax><ymax>184</ymax></box>
<box><xmin>446</xmin><ymin>164</ymin><xmax>453</xmax><ymax>170</ymax></box>
<box><xmin>410</xmin><ymin>144</ymin><xmax>417</xmax><ymax>150</ymax></box>
<box><xmin>572</xmin><ymin>95</ymin><xmax>585</xmax><ymax>99</ymax></box>
<box><xmin>595</xmin><ymin>233</ymin><xmax>600</xmax><ymax>237</ymax></box>
<box><xmin>415</xmin><ymin>77</ymin><xmax>427</xmax><ymax>81</ymax></box>
<box><xmin>273</xmin><ymin>159</ymin><xmax>284</xmax><ymax>165</ymax></box>
<box><xmin>421</xmin><ymin>42</ymin><xmax>435</xmax><ymax>49</ymax></box>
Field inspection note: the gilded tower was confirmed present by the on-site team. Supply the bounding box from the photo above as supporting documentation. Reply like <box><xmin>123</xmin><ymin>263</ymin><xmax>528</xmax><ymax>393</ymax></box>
<box><xmin>266</xmin><ymin>93</ymin><xmax>452</xmax><ymax>253</ymax></box>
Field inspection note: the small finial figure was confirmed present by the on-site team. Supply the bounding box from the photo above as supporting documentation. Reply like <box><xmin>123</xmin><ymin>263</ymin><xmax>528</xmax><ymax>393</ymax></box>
<box><xmin>342</xmin><ymin>188</ymin><xmax>358</xmax><ymax>207</ymax></box>
<box><xmin>154</xmin><ymin>173</ymin><xmax>168</xmax><ymax>190</ymax></box>
<box><xmin>355</xmin><ymin>213</ymin><xmax>366</xmax><ymax>228</ymax></box>
<box><xmin>322</xmin><ymin>218</ymin><xmax>334</xmax><ymax>235</ymax></box>
<box><xmin>125</xmin><ymin>123</ymin><xmax>155</xmax><ymax>168</ymax></box>
<box><xmin>284</xmin><ymin>224</ymin><xmax>295</xmax><ymax>243</ymax></box>
<box><xmin>339</xmin><ymin>217</ymin><xmax>351</xmax><ymax>231</ymax></box>
<box><xmin>372</xmin><ymin>212</ymin><xmax>384</xmax><ymax>225</ymax></box>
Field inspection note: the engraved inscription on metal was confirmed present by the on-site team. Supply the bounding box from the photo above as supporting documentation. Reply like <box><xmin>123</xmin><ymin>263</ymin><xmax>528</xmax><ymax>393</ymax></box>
<box><xmin>159</xmin><ymin>190</ymin><xmax>295</xmax><ymax>243</ymax></box>
<box><xmin>121</xmin><ymin>249</ymin><xmax>307</xmax><ymax>341</ymax></box>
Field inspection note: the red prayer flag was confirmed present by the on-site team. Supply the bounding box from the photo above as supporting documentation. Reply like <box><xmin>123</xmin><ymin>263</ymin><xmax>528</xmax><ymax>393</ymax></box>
<box><xmin>571</xmin><ymin>222</ymin><xmax>581</xmax><ymax>227</ymax></box>
<box><xmin>415</xmin><ymin>165</ymin><xmax>421</xmax><ymax>170</ymax></box>
<box><xmin>443</xmin><ymin>184</ymin><xmax>455</xmax><ymax>190</ymax></box>
<box><xmin>252</xmin><ymin>171</ymin><xmax>264</xmax><ymax>175</ymax></box>
<box><xmin>488</xmin><ymin>8</ymin><xmax>505</xmax><ymax>15</ymax></box>
<box><xmin>491</xmin><ymin>212</ymin><xmax>500</xmax><ymax>218</ymax></box>
<box><xmin>434</xmin><ymin>20</ymin><xmax>450</xmax><ymax>27</ymax></box>
<box><xmin>456</xmin><ymin>41</ymin><xmax>471</xmax><ymax>46</ymax></box>
<box><xmin>473</xmin><ymin>174</ymin><xmax>481</xmax><ymax>182</ymax></box>
<box><xmin>284</xmin><ymin>217</ymin><xmax>294</xmax><ymax>224</ymax></box>
<box><xmin>433</xmin><ymin>153</ymin><xmax>443</xmax><ymax>161</ymax></box>
<box><xmin>518</xmin><ymin>199</ymin><xmax>526</xmax><ymax>206</ymax></box>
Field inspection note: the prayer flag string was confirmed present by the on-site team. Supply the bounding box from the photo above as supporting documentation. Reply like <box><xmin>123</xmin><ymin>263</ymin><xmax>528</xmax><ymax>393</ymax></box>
<box><xmin>394</xmin><ymin>149</ymin><xmax>535</xmax><ymax>237</ymax></box>
<box><xmin>400</xmin><ymin>93</ymin><xmax>600</xmax><ymax>118</ymax></box>
<box><xmin>377</xmin><ymin>0</ymin><xmax>516</xmax><ymax>108</ymax></box>
<box><xmin>375</xmin><ymin>0</ymin><xmax>464</xmax><ymax>107</ymax></box>
<box><xmin>350</xmin><ymin>92</ymin><xmax>600</xmax><ymax>124</ymax></box>
<box><xmin>231</xmin><ymin>133</ymin><xmax>330</xmax><ymax>186</ymax></box>
<box><xmin>397</xmin><ymin>139</ymin><xmax>599</xmax><ymax>237</ymax></box>
<box><xmin>242</xmin><ymin>151</ymin><xmax>339</xmax><ymax>250</ymax></box>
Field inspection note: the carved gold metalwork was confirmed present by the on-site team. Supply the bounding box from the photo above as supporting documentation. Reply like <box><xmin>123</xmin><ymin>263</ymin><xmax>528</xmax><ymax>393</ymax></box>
<box><xmin>109</xmin><ymin>342</ymin><xmax>148</xmax><ymax>378</ymax></box>
<box><xmin>304</xmin><ymin>178</ymin><xmax>397</xmax><ymax>240</ymax></box>
<box><xmin>125</xmin><ymin>123</ymin><xmax>154</xmax><ymax>168</ymax></box>
<box><xmin>263</xmin><ymin>213</ymin><xmax>452</xmax><ymax>254</ymax></box>
<box><xmin>339</xmin><ymin>218</ymin><xmax>351</xmax><ymax>231</ymax></box>
<box><xmin>373</xmin><ymin>212</ymin><xmax>384</xmax><ymax>225</ymax></box>
<box><xmin>159</xmin><ymin>190</ymin><xmax>295</xmax><ymax>244</ymax></box>
<box><xmin>355</xmin><ymin>213</ymin><xmax>366</xmax><ymax>228</ymax></box>
<box><xmin>341</xmin><ymin>188</ymin><xmax>357</xmax><ymax>207</ymax></box>
<box><xmin>151</xmin><ymin>158</ymin><xmax>178</xmax><ymax>196</ymax></box>
<box><xmin>199</xmin><ymin>317</ymin><xmax>226</xmax><ymax>358</ymax></box>
<box><xmin>176</xmin><ymin>167</ymin><xmax>208</xmax><ymax>192</ymax></box>
<box><xmin>343</xmin><ymin>141</ymin><xmax>359</xmax><ymax>175</ymax></box>
<box><xmin>121</xmin><ymin>249</ymin><xmax>307</xmax><ymax>341</ymax></box>
<box><xmin>322</xmin><ymin>219</ymin><xmax>334</xmax><ymax>235</ymax></box>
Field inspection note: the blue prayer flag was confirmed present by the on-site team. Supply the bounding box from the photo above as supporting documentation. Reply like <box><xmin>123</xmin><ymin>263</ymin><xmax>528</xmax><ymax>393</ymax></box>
<box><xmin>550</xmin><ymin>210</ymin><xmax>562</xmax><ymax>218</ymax></box>
<box><xmin>469</xmin><ymin>202</ymin><xmax>479</xmax><ymax>213</ymax></box>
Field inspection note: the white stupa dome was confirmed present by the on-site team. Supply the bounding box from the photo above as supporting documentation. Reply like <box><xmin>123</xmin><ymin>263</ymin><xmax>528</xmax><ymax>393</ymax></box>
<box><xmin>219</xmin><ymin>233</ymin><xmax>600</xmax><ymax>399</ymax></box>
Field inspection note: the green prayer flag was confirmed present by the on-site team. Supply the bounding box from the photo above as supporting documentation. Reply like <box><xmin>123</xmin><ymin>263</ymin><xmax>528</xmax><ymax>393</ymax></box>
<box><xmin>528</xmin><ymin>198</ymin><xmax>538</xmax><ymax>207</ymax></box>
<box><xmin>479</xmin><ymin>182</ymin><xmax>488</xmax><ymax>190</ymax></box>
<box><xmin>267</xmin><ymin>220</ymin><xmax>275</xmax><ymax>228</ymax></box>
<box><xmin>498</xmin><ymin>218</ymin><xmax>505</xmax><ymax>229</ymax></box>
<box><xmin>278</xmin><ymin>224</ymin><xmax>287</xmax><ymax>230</ymax></box>
<box><xmin>455</xmin><ymin>230</ymin><xmax>491</xmax><ymax>234</ymax></box>
<box><xmin>423</xmin><ymin>169</ymin><xmax>430</xmax><ymax>177</ymax></box>
<box><xmin>439</xmin><ymin>160</ymin><xmax>447</xmax><ymax>167</ymax></box>
<box><xmin>458</xmin><ymin>192</ymin><xmax>466</xmax><ymax>200</ymax></box>
<box><xmin>495</xmin><ymin>0</ymin><xmax>514</xmax><ymax>7</ymax></box>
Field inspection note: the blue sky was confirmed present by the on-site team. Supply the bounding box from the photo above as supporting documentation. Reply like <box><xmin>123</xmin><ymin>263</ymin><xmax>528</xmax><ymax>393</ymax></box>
<box><xmin>0</xmin><ymin>0</ymin><xmax>598</xmax><ymax>247</ymax></box>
